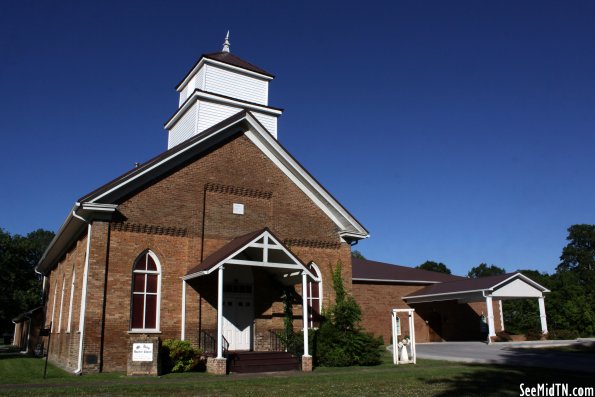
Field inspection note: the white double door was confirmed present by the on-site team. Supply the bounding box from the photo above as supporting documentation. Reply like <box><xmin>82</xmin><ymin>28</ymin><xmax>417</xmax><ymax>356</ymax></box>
<box><xmin>222</xmin><ymin>293</ymin><xmax>253</xmax><ymax>351</ymax></box>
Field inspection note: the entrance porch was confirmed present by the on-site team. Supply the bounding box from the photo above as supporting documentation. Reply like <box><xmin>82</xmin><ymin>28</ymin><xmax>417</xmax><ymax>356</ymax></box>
<box><xmin>181</xmin><ymin>228</ymin><xmax>318</xmax><ymax>374</ymax></box>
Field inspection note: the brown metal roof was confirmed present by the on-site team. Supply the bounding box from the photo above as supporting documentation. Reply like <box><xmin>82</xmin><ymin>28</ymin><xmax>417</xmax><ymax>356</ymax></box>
<box><xmin>185</xmin><ymin>228</ymin><xmax>267</xmax><ymax>276</ymax></box>
<box><xmin>405</xmin><ymin>273</ymin><xmax>516</xmax><ymax>298</ymax></box>
<box><xmin>352</xmin><ymin>258</ymin><xmax>465</xmax><ymax>283</ymax></box>
<box><xmin>203</xmin><ymin>52</ymin><xmax>274</xmax><ymax>77</ymax></box>
<box><xmin>176</xmin><ymin>52</ymin><xmax>274</xmax><ymax>90</ymax></box>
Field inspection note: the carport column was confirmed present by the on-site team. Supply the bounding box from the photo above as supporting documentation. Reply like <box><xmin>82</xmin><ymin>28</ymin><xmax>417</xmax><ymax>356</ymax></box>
<box><xmin>301</xmin><ymin>272</ymin><xmax>312</xmax><ymax>372</ymax></box>
<box><xmin>485</xmin><ymin>295</ymin><xmax>496</xmax><ymax>338</ymax></box>
<box><xmin>217</xmin><ymin>266</ymin><xmax>224</xmax><ymax>359</ymax></box>
<box><xmin>538</xmin><ymin>296</ymin><xmax>548</xmax><ymax>334</ymax></box>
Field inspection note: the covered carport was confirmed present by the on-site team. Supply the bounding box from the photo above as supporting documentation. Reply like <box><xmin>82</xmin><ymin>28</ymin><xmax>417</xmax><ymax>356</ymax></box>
<box><xmin>403</xmin><ymin>273</ymin><xmax>550</xmax><ymax>340</ymax></box>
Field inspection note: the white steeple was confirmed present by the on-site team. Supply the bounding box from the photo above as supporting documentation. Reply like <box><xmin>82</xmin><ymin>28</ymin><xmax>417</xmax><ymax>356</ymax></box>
<box><xmin>166</xmin><ymin>37</ymin><xmax>282</xmax><ymax>148</ymax></box>
<box><xmin>222</xmin><ymin>31</ymin><xmax>230</xmax><ymax>53</ymax></box>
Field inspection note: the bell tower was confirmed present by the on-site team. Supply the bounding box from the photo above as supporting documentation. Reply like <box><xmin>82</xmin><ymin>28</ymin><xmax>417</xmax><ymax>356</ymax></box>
<box><xmin>164</xmin><ymin>33</ymin><xmax>283</xmax><ymax>149</ymax></box>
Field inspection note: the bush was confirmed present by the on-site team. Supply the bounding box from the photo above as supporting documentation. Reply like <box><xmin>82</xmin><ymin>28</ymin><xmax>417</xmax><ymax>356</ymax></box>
<box><xmin>161</xmin><ymin>339</ymin><xmax>203</xmax><ymax>373</ymax></box>
<box><xmin>494</xmin><ymin>331</ymin><xmax>512</xmax><ymax>342</ymax></box>
<box><xmin>547</xmin><ymin>329</ymin><xmax>579</xmax><ymax>340</ymax></box>
<box><xmin>524</xmin><ymin>329</ymin><xmax>544</xmax><ymax>341</ymax></box>
<box><xmin>314</xmin><ymin>263</ymin><xmax>383</xmax><ymax>367</ymax></box>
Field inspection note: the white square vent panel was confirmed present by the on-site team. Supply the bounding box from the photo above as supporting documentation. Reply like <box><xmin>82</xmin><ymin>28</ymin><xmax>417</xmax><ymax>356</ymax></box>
<box><xmin>232</xmin><ymin>203</ymin><xmax>245</xmax><ymax>215</ymax></box>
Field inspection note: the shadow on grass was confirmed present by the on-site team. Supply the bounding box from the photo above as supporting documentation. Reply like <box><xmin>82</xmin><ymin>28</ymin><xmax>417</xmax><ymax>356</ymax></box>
<box><xmin>421</xmin><ymin>347</ymin><xmax>595</xmax><ymax>397</ymax></box>
<box><xmin>0</xmin><ymin>353</ymin><xmax>27</xmax><ymax>360</ymax></box>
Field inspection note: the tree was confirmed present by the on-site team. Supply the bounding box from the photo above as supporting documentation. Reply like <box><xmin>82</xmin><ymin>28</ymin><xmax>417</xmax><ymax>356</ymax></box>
<box><xmin>351</xmin><ymin>250</ymin><xmax>366</xmax><ymax>260</ymax></box>
<box><xmin>552</xmin><ymin>224</ymin><xmax>595</xmax><ymax>336</ymax></box>
<box><xmin>558</xmin><ymin>224</ymin><xmax>595</xmax><ymax>273</ymax></box>
<box><xmin>467</xmin><ymin>263</ymin><xmax>506</xmax><ymax>278</ymax></box>
<box><xmin>416</xmin><ymin>260</ymin><xmax>451</xmax><ymax>274</ymax></box>
<box><xmin>0</xmin><ymin>228</ymin><xmax>54</xmax><ymax>334</ymax></box>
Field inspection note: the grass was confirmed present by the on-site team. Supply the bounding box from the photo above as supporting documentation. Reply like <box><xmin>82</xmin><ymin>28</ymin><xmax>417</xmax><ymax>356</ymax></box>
<box><xmin>1</xmin><ymin>351</ymin><xmax>593</xmax><ymax>397</ymax></box>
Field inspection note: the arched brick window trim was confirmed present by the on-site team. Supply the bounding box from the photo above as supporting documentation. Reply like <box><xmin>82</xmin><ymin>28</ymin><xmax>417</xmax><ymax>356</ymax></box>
<box><xmin>307</xmin><ymin>262</ymin><xmax>322</xmax><ymax>328</ymax></box>
<box><xmin>130</xmin><ymin>251</ymin><xmax>161</xmax><ymax>332</ymax></box>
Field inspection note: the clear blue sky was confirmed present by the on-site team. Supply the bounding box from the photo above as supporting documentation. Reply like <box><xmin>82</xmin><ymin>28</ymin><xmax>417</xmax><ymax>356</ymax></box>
<box><xmin>1</xmin><ymin>1</ymin><xmax>594</xmax><ymax>276</ymax></box>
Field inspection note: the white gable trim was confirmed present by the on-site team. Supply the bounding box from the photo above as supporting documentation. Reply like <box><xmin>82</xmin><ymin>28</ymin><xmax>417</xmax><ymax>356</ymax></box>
<box><xmin>491</xmin><ymin>273</ymin><xmax>550</xmax><ymax>293</ymax></box>
<box><xmin>244</xmin><ymin>129</ymin><xmax>346</xmax><ymax>231</ymax></box>
<box><xmin>183</xmin><ymin>230</ymin><xmax>316</xmax><ymax>281</ymax></box>
<box><xmin>243</xmin><ymin>113</ymin><xmax>368</xmax><ymax>237</ymax></box>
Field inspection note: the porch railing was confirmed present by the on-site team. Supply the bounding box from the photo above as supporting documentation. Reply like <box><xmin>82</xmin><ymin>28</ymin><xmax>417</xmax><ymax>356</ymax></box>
<box><xmin>199</xmin><ymin>330</ymin><xmax>216</xmax><ymax>355</ymax></box>
<box><xmin>199</xmin><ymin>330</ymin><xmax>229</xmax><ymax>356</ymax></box>
<box><xmin>269</xmin><ymin>329</ymin><xmax>285</xmax><ymax>352</ymax></box>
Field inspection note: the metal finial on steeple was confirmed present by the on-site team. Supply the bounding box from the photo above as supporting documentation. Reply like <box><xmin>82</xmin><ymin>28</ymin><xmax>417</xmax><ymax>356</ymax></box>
<box><xmin>222</xmin><ymin>31</ymin><xmax>230</xmax><ymax>53</ymax></box>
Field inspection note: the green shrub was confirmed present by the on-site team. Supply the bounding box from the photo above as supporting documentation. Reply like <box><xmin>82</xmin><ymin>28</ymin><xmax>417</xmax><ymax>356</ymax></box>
<box><xmin>525</xmin><ymin>329</ymin><xmax>544</xmax><ymax>341</ymax></box>
<box><xmin>161</xmin><ymin>339</ymin><xmax>203</xmax><ymax>373</ymax></box>
<box><xmin>494</xmin><ymin>331</ymin><xmax>512</xmax><ymax>342</ymax></box>
<box><xmin>314</xmin><ymin>263</ymin><xmax>383</xmax><ymax>367</ymax></box>
<box><xmin>547</xmin><ymin>329</ymin><xmax>579</xmax><ymax>340</ymax></box>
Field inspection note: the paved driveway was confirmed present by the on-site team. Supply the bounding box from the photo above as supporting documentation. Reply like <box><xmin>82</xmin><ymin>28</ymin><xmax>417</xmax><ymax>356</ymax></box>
<box><xmin>415</xmin><ymin>340</ymin><xmax>595</xmax><ymax>374</ymax></box>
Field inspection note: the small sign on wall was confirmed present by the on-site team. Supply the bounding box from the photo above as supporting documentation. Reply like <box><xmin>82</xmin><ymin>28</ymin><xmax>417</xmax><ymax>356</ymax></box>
<box><xmin>132</xmin><ymin>343</ymin><xmax>153</xmax><ymax>362</ymax></box>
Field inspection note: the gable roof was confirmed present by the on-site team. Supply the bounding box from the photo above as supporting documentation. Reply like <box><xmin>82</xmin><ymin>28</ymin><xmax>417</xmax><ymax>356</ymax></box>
<box><xmin>403</xmin><ymin>272</ymin><xmax>550</xmax><ymax>303</ymax></box>
<box><xmin>37</xmin><ymin>111</ymin><xmax>368</xmax><ymax>274</ymax></box>
<box><xmin>352</xmin><ymin>258</ymin><xmax>465</xmax><ymax>284</ymax></box>
<box><xmin>184</xmin><ymin>227</ymin><xmax>316</xmax><ymax>282</ymax></box>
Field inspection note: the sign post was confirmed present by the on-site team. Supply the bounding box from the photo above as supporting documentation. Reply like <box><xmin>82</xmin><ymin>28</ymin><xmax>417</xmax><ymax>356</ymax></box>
<box><xmin>40</xmin><ymin>322</ymin><xmax>52</xmax><ymax>379</ymax></box>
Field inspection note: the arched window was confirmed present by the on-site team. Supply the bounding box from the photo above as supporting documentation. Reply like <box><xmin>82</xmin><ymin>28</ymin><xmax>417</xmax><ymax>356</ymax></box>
<box><xmin>130</xmin><ymin>251</ymin><xmax>161</xmax><ymax>331</ymax></box>
<box><xmin>307</xmin><ymin>263</ymin><xmax>322</xmax><ymax>328</ymax></box>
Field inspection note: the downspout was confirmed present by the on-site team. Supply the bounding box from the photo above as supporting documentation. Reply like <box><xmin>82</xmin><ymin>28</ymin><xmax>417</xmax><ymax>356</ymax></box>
<box><xmin>72</xmin><ymin>208</ymin><xmax>92</xmax><ymax>375</ymax></box>
<box><xmin>12</xmin><ymin>321</ymin><xmax>17</xmax><ymax>347</ymax></box>
<box><xmin>23</xmin><ymin>314</ymin><xmax>32</xmax><ymax>354</ymax></box>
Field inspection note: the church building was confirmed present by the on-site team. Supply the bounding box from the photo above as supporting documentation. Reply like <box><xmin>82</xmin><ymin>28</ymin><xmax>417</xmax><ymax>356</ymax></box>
<box><xmin>33</xmin><ymin>35</ymin><xmax>550</xmax><ymax>375</ymax></box>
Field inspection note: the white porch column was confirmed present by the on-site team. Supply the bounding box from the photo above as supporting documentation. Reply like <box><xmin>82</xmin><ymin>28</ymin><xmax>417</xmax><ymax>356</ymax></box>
<box><xmin>302</xmin><ymin>272</ymin><xmax>310</xmax><ymax>357</ymax></box>
<box><xmin>499</xmin><ymin>300</ymin><xmax>505</xmax><ymax>332</ymax></box>
<box><xmin>538</xmin><ymin>296</ymin><xmax>548</xmax><ymax>334</ymax></box>
<box><xmin>485</xmin><ymin>295</ymin><xmax>496</xmax><ymax>338</ymax></box>
<box><xmin>216</xmin><ymin>266</ymin><xmax>224</xmax><ymax>359</ymax></box>
<box><xmin>181</xmin><ymin>280</ymin><xmax>186</xmax><ymax>341</ymax></box>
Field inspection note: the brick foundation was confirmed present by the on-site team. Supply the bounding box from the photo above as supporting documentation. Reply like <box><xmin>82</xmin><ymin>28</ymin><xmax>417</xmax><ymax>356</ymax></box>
<box><xmin>206</xmin><ymin>357</ymin><xmax>228</xmax><ymax>375</ymax></box>
<box><xmin>301</xmin><ymin>355</ymin><xmax>312</xmax><ymax>372</ymax></box>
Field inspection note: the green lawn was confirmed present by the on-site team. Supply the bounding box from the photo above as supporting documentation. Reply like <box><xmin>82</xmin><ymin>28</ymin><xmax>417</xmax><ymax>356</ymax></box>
<box><xmin>0</xmin><ymin>352</ymin><xmax>592</xmax><ymax>397</ymax></box>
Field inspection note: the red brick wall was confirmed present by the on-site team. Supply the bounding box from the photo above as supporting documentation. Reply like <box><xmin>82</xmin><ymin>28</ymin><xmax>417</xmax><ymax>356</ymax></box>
<box><xmin>46</xmin><ymin>232</ymin><xmax>88</xmax><ymax>372</ymax></box>
<box><xmin>352</xmin><ymin>282</ymin><xmax>430</xmax><ymax>344</ymax></box>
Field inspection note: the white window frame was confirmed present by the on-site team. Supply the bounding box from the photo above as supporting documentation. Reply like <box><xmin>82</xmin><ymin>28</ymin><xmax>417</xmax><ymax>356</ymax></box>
<box><xmin>308</xmin><ymin>262</ymin><xmax>323</xmax><ymax>328</ymax></box>
<box><xmin>58</xmin><ymin>277</ymin><xmax>66</xmax><ymax>332</ymax></box>
<box><xmin>66</xmin><ymin>268</ymin><xmax>75</xmax><ymax>333</ymax></box>
<box><xmin>130</xmin><ymin>250</ymin><xmax>161</xmax><ymax>333</ymax></box>
<box><xmin>50</xmin><ymin>281</ymin><xmax>58</xmax><ymax>332</ymax></box>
